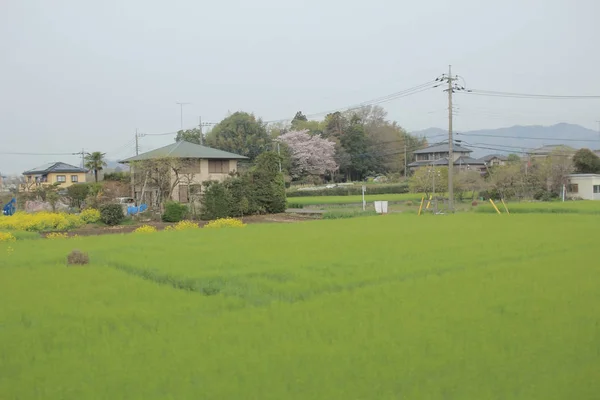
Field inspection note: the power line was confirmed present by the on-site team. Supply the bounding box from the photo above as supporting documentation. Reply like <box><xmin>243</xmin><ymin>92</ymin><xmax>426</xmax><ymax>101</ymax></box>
<box><xmin>463</xmin><ymin>89</ymin><xmax>600</xmax><ymax>100</ymax></box>
<box><xmin>264</xmin><ymin>80</ymin><xmax>439</xmax><ymax>124</ymax></box>
<box><xmin>0</xmin><ymin>151</ymin><xmax>79</xmax><ymax>156</ymax></box>
<box><xmin>456</xmin><ymin>132</ymin><xmax>600</xmax><ymax>143</ymax></box>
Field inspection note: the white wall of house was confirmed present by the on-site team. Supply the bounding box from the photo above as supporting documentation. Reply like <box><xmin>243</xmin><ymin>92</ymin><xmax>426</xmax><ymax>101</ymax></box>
<box><xmin>567</xmin><ymin>174</ymin><xmax>600</xmax><ymax>200</ymax></box>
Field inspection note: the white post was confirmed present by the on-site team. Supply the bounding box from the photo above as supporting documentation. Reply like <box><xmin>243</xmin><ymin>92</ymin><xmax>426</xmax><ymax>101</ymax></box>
<box><xmin>362</xmin><ymin>185</ymin><xmax>366</xmax><ymax>211</ymax></box>
<box><xmin>562</xmin><ymin>184</ymin><xmax>566</xmax><ymax>202</ymax></box>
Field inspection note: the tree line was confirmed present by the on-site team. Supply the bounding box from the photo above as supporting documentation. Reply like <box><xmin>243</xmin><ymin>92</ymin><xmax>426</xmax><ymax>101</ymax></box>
<box><xmin>174</xmin><ymin>105</ymin><xmax>427</xmax><ymax>184</ymax></box>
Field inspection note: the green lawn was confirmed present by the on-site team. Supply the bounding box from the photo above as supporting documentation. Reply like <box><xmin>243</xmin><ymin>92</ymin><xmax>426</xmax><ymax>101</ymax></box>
<box><xmin>476</xmin><ymin>200</ymin><xmax>600</xmax><ymax>214</ymax></box>
<box><xmin>1</xmin><ymin>214</ymin><xmax>599</xmax><ymax>399</ymax></box>
<box><xmin>289</xmin><ymin>192</ymin><xmax>424</xmax><ymax>206</ymax></box>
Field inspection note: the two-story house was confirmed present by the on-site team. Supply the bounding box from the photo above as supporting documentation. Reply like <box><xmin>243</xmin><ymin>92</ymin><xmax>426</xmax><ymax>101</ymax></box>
<box><xmin>120</xmin><ymin>140</ymin><xmax>248</xmax><ymax>205</ymax></box>
<box><xmin>408</xmin><ymin>142</ymin><xmax>487</xmax><ymax>172</ymax></box>
<box><xmin>21</xmin><ymin>162</ymin><xmax>87</xmax><ymax>192</ymax></box>
<box><xmin>479</xmin><ymin>154</ymin><xmax>508</xmax><ymax>167</ymax></box>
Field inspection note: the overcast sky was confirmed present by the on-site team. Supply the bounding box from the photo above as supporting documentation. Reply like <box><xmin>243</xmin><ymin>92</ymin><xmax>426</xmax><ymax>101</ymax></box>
<box><xmin>1</xmin><ymin>0</ymin><xmax>599</xmax><ymax>174</ymax></box>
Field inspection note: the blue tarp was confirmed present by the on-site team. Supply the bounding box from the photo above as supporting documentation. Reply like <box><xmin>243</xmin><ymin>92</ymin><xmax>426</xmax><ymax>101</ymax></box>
<box><xmin>127</xmin><ymin>203</ymin><xmax>148</xmax><ymax>216</ymax></box>
<box><xmin>2</xmin><ymin>198</ymin><xmax>16</xmax><ymax>216</ymax></box>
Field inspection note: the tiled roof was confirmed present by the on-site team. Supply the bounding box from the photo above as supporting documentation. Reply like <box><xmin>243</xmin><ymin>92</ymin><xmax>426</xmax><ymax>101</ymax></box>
<box><xmin>23</xmin><ymin>162</ymin><xmax>87</xmax><ymax>175</ymax></box>
<box><xmin>120</xmin><ymin>141</ymin><xmax>248</xmax><ymax>163</ymax></box>
<box><xmin>413</xmin><ymin>142</ymin><xmax>473</xmax><ymax>154</ymax></box>
<box><xmin>479</xmin><ymin>154</ymin><xmax>508</xmax><ymax>162</ymax></box>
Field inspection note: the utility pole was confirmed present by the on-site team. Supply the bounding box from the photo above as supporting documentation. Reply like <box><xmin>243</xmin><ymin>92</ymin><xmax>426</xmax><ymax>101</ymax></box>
<box><xmin>404</xmin><ymin>132</ymin><xmax>408</xmax><ymax>178</ymax></box>
<box><xmin>447</xmin><ymin>65</ymin><xmax>454</xmax><ymax>212</ymax></box>
<box><xmin>276</xmin><ymin>141</ymin><xmax>282</xmax><ymax>173</ymax></box>
<box><xmin>176</xmin><ymin>102</ymin><xmax>191</xmax><ymax>130</ymax></box>
<box><xmin>199</xmin><ymin>116</ymin><xmax>203</xmax><ymax>145</ymax></box>
<box><xmin>80</xmin><ymin>148</ymin><xmax>85</xmax><ymax>169</ymax></box>
<box><xmin>135</xmin><ymin>129</ymin><xmax>139</xmax><ymax>156</ymax></box>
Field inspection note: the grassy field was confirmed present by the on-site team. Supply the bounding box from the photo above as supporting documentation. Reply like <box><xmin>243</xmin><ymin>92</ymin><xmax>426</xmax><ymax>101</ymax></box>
<box><xmin>1</xmin><ymin>214</ymin><xmax>600</xmax><ymax>399</ymax></box>
<box><xmin>476</xmin><ymin>200</ymin><xmax>600</xmax><ymax>214</ymax></box>
<box><xmin>289</xmin><ymin>192</ymin><xmax>424</xmax><ymax>206</ymax></box>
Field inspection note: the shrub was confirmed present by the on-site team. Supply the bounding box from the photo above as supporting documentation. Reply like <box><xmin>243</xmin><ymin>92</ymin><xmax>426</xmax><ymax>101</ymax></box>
<box><xmin>134</xmin><ymin>225</ymin><xmax>157</xmax><ymax>233</ymax></box>
<box><xmin>100</xmin><ymin>204</ymin><xmax>125</xmax><ymax>226</ymax></box>
<box><xmin>200</xmin><ymin>182</ymin><xmax>233</xmax><ymax>220</ymax></box>
<box><xmin>287</xmin><ymin>203</ymin><xmax>304</xmax><ymax>209</ymax></box>
<box><xmin>0</xmin><ymin>232</ymin><xmax>16</xmax><ymax>242</ymax></box>
<box><xmin>80</xmin><ymin>208</ymin><xmax>101</xmax><ymax>224</ymax></box>
<box><xmin>66</xmin><ymin>184</ymin><xmax>90</xmax><ymax>208</ymax></box>
<box><xmin>174</xmin><ymin>220</ymin><xmax>199</xmax><ymax>231</ymax></box>
<box><xmin>162</xmin><ymin>201</ymin><xmax>188</xmax><ymax>223</ymax></box>
<box><xmin>204</xmin><ymin>218</ymin><xmax>246</xmax><ymax>229</ymax></box>
<box><xmin>286</xmin><ymin>183</ymin><xmax>409</xmax><ymax>197</ymax></box>
<box><xmin>67</xmin><ymin>250</ymin><xmax>89</xmax><ymax>266</ymax></box>
<box><xmin>0</xmin><ymin>212</ymin><xmax>86</xmax><ymax>232</ymax></box>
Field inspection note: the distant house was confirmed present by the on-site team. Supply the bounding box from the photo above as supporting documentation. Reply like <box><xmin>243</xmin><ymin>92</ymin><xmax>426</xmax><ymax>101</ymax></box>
<box><xmin>408</xmin><ymin>142</ymin><xmax>487</xmax><ymax>173</ymax></box>
<box><xmin>479</xmin><ymin>154</ymin><xmax>508</xmax><ymax>167</ymax></box>
<box><xmin>528</xmin><ymin>144</ymin><xmax>576</xmax><ymax>159</ymax></box>
<box><xmin>567</xmin><ymin>174</ymin><xmax>600</xmax><ymax>200</ymax></box>
<box><xmin>21</xmin><ymin>162</ymin><xmax>87</xmax><ymax>192</ymax></box>
<box><xmin>119</xmin><ymin>141</ymin><xmax>247</xmax><ymax>205</ymax></box>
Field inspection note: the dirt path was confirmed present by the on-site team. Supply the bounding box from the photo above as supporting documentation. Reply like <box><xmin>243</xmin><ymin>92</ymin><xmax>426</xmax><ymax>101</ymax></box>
<box><xmin>45</xmin><ymin>213</ymin><xmax>318</xmax><ymax>237</ymax></box>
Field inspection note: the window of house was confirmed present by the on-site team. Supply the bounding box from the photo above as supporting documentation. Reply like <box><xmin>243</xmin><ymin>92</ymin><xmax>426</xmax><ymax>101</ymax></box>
<box><xmin>180</xmin><ymin>160</ymin><xmax>200</xmax><ymax>174</ymax></box>
<box><xmin>568</xmin><ymin>184</ymin><xmax>579</xmax><ymax>193</ymax></box>
<box><xmin>71</xmin><ymin>175</ymin><xmax>78</xmax><ymax>183</ymax></box>
<box><xmin>209</xmin><ymin>160</ymin><xmax>229</xmax><ymax>173</ymax></box>
<box><xmin>56</xmin><ymin>175</ymin><xmax>66</xmax><ymax>183</ymax></box>
<box><xmin>594</xmin><ymin>185</ymin><xmax>600</xmax><ymax>194</ymax></box>
<box><xmin>179</xmin><ymin>185</ymin><xmax>189</xmax><ymax>203</ymax></box>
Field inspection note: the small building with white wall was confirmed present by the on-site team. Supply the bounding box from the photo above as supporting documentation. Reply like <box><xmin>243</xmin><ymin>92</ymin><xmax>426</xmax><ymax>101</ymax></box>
<box><xmin>567</xmin><ymin>174</ymin><xmax>600</xmax><ymax>200</ymax></box>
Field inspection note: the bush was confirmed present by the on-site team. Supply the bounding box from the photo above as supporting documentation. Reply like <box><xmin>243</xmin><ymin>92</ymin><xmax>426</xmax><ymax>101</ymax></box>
<box><xmin>286</xmin><ymin>183</ymin><xmax>409</xmax><ymax>197</ymax></box>
<box><xmin>173</xmin><ymin>220</ymin><xmax>199</xmax><ymax>231</ymax></box>
<box><xmin>100</xmin><ymin>204</ymin><xmax>125</xmax><ymax>226</ymax></box>
<box><xmin>80</xmin><ymin>208</ymin><xmax>101</xmax><ymax>224</ymax></box>
<box><xmin>103</xmin><ymin>172</ymin><xmax>131</xmax><ymax>183</ymax></box>
<box><xmin>134</xmin><ymin>225</ymin><xmax>157</xmax><ymax>233</ymax></box>
<box><xmin>287</xmin><ymin>203</ymin><xmax>304</xmax><ymax>209</ymax></box>
<box><xmin>200</xmin><ymin>152</ymin><xmax>286</xmax><ymax>220</ymax></box>
<box><xmin>66</xmin><ymin>184</ymin><xmax>90</xmax><ymax>208</ymax></box>
<box><xmin>200</xmin><ymin>182</ymin><xmax>233</xmax><ymax>220</ymax></box>
<box><xmin>204</xmin><ymin>218</ymin><xmax>246</xmax><ymax>229</ymax></box>
<box><xmin>67</xmin><ymin>250</ymin><xmax>89</xmax><ymax>266</ymax></box>
<box><xmin>162</xmin><ymin>201</ymin><xmax>188</xmax><ymax>222</ymax></box>
<box><xmin>0</xmin><ymin>211</ymin><xmax>85</xmax><ymax>232</ymax></box>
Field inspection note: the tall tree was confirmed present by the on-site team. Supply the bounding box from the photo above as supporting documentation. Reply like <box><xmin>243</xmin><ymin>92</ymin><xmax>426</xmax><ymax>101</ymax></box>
<box><xmin>340</xmin><ymin>115</ymin><xmax>374</xmax><ymax>180</ymax></box>
<box><xmin>278</xmin><ymin>130</ymin><xmax>337</xmax><ymax>180</ymax></box>
<box><xmin>290</xmin><ymin>111</ymin><xmax>308</xmax><ymax>130</ymax></box>
<box><xmin>205</xmin><ymin>112</ymin><xmax>270</xmax><ymax>161</ymax></box>
<box><xmin>84</xmin><ymin>152</ymin><xmax>107</xmax><ymax>183</ymax></box>
<box><xmin>175</xmin><ymin>128</ymin><xmax>203</xmax><ymax>145</ymax></box>
<box><xmin>572</xmin><ymin>148</ymin><xmax>600</xmax><ymax>173</ymax></box>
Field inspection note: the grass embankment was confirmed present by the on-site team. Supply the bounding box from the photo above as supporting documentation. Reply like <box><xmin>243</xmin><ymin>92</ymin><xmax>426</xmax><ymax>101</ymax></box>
<box><xmin>1</xmin><ymin>214</ymin><xmax>599</xmax><ymax>399</ymax></box>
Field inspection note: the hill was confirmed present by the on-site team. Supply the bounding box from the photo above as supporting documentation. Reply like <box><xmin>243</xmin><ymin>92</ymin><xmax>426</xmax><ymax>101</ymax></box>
<box><xmin>412</xmin><ymin>123</ymin><xmax>599</xmax><ymax>157</ymax></box>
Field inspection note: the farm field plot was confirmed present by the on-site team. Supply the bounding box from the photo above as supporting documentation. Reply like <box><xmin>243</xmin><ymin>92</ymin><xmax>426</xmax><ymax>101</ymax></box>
<box><xmin>1</xmin><ymin>214</ymin><xmax>599</xmax><ymax>399</ymax></box>
<box><xmin>476</xmin><ymin>200</ymin><xmax>600</xmax><ymax>214</ymax></box>
<box><xmin>290</xmin><ymin>192</ymin><xmax>424</xmax><ymax>206</ymax></box>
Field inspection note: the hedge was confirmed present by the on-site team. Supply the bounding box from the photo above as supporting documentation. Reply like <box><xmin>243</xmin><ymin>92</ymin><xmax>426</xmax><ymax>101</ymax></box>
<box><xmin>287</xmin><ymin>183</ymin><xmax>409</xmax><ymax>197</ymax></box>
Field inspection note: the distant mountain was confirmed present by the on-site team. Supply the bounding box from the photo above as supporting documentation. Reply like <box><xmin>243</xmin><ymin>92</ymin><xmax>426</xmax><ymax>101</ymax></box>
<box><xmin>411</xmin><ymin>123</ymin><xmax>599</xmax><ymax>158</ymax></box>
<box><xmin>104</xmin><ymin>160</ymin><xmax>129</xmax><ymax>172</ymax></box>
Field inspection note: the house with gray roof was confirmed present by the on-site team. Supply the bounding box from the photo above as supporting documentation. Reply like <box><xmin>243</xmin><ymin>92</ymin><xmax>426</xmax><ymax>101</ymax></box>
<box><xmin>479</xmin><ymin>154</ymin><xmax>508</xmax><ymax>167</ymax></box>
<box><xmin>21</xmin><ymin>162</ymin><xmax>87</xmax><ymax>192</ymax></box>
<box><xmin>119</xmin><ymin>141</ymin><xmax>247</xmax><ymax>204</ymax></box>
<box><xmin>408</xmin><ymin>142</ymin><xmax>487</xmax><ymax>171</ymax></box>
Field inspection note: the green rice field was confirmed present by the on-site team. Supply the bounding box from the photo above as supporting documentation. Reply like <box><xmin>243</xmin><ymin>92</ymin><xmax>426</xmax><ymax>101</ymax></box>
<box><xmin>1</xmin><ymin>213</ymin><xmax>599</xmax><ymax>399</ymax></box>
<box><xmin>290</xmin><ymin>192</ymin><xmax>424</xmax><ymax>205</ymax></box>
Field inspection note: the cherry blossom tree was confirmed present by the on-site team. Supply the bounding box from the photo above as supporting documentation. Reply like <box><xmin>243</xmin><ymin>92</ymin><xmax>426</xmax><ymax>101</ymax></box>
<box><xmin>278</xmin><ymin>130</ymin><xmax>338</xmax><ymax>180</ymax></box>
